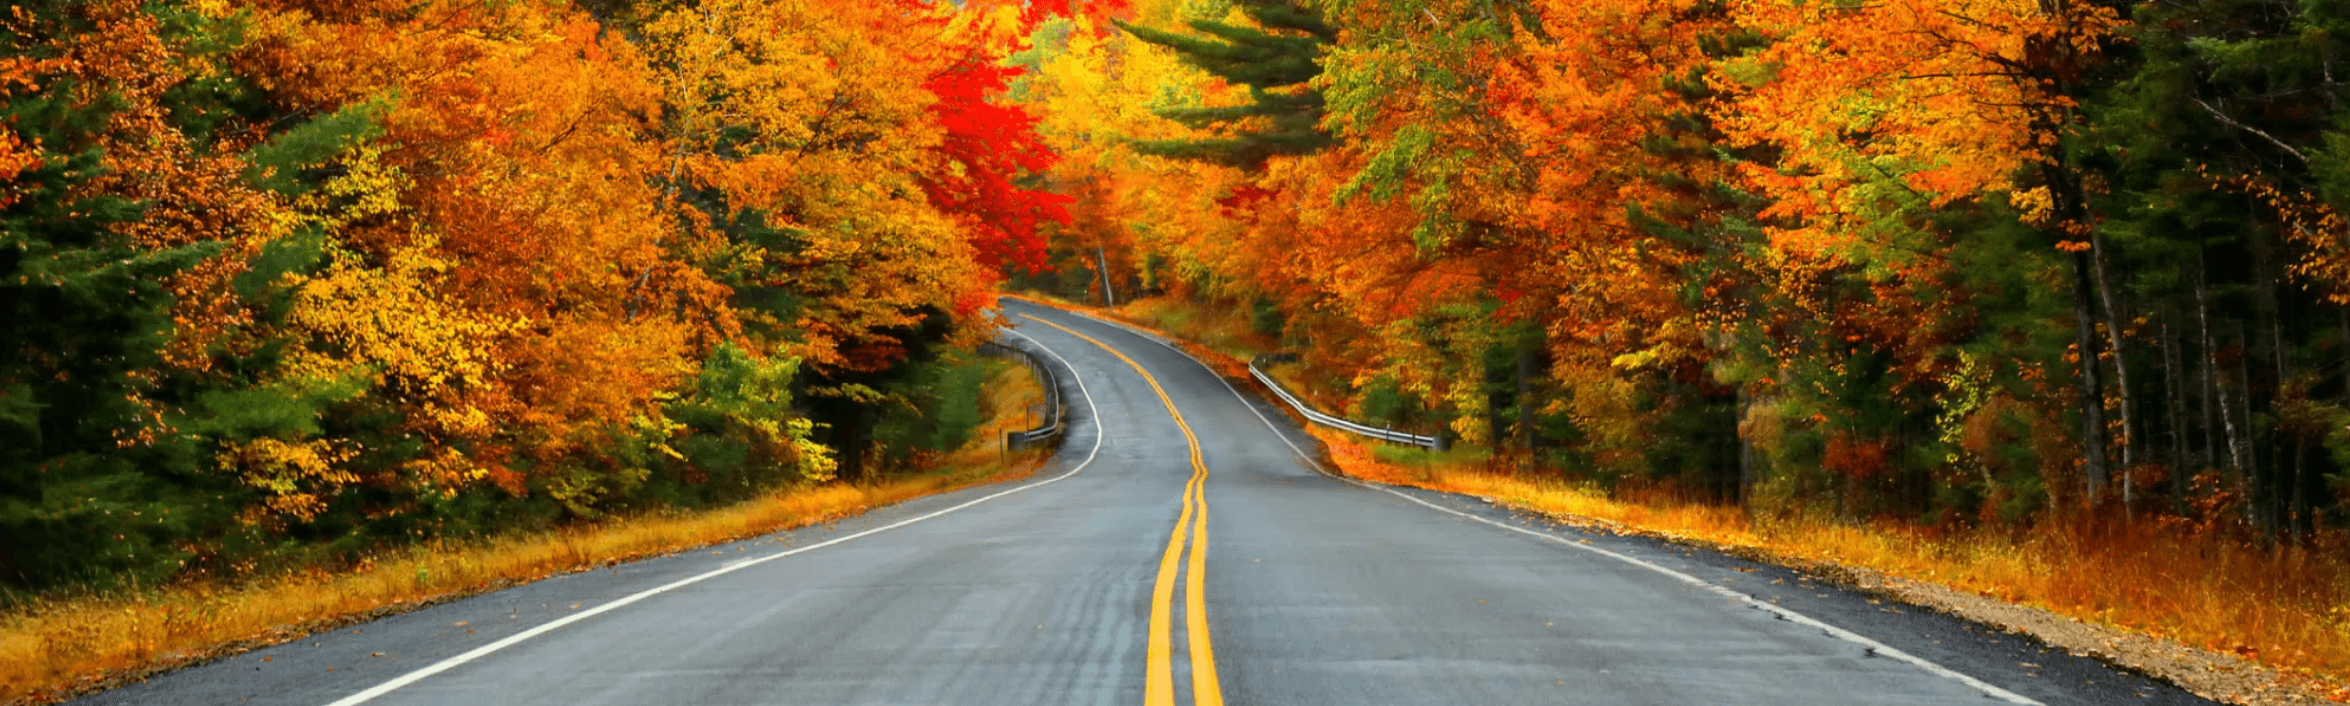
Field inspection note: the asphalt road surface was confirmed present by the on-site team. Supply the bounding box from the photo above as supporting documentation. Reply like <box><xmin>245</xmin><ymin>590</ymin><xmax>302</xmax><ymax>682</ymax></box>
<box><xmin>80</xmin><ymin>298</ymin><xmax>2217</xmax><ymax>706</ymax></box>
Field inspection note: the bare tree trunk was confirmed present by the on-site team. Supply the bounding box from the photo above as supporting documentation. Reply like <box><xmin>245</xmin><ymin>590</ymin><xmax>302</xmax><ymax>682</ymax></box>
<box><xmin>1095</xmin><ymin>246</ymin><xmax>1116</xmax><ymax>307</ymax></box>
<box><xmin>2197</xmin><ymin>259</ymin><xmax>2246</xmax><ymax>477</ymax></box>
<box><xmin>2270</xmin><ymin>313</ymin><xmax>2293</xmax><ymax>542</ymax></box>
<box><xmin>2198</xmin><ymin>298</ymin><xmax>2219</xmax><ymax>474</ymax></box>
<box><xmin>2233</xmin><ymin>321</ymin><xmax>2265</xmax><ymax>536</ymax></box>
<box><xmin>2071</xmin><ymin>248</ymin><xmax>2112</xmax><ymax>505</ymax></box>
<box><xmin>2162</xmin><ymin>313</ymin><xmax>2190</xmax><ymax>514</ymax></box>
<box><xmin>2092</xmin><ymin>232</ymin><xmax>2137</xmax><ymax>507</ymax></box>
<box><xmin>2250</xmin><ymin>222</ymin><xmax>2294</xmax><ymax>543</ymax></box>
<box><xmin>2239</xmin><ymin>218</ymin><xmax>2317</xmax><ymax>541</ymax></box>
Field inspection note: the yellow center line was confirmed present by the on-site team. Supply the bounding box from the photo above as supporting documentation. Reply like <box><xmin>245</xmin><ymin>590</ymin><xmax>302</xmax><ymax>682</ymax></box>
<box><xmin>1185</xmin><ymin>472</ymin><xmax>1221</xmax><ymax>705</ymax></box>
<box><xmin>1019</xmin><ymin>314</ymin><xmax>1223</xmax><ymax>706</ymax></box>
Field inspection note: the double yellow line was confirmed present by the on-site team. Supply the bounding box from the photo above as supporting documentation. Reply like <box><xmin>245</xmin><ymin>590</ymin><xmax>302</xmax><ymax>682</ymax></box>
<box><xmin>1019</xmin><ymin>314</ymin><xmax>1223</xmax><ymax>706</ymax></box>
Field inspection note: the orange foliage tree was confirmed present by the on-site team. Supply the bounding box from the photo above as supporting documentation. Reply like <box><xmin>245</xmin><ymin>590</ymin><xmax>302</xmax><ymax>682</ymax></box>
<box><xmin>1</xmin><ymin>0</ymin><xmax>1082</xmax><ymax>590</ymax></box>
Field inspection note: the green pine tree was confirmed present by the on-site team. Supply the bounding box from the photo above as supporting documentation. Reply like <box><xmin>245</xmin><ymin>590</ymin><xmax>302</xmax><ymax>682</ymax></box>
<box><xmin>1117</xmin><ymin>0</ymin><xmax>1337</xmax><ymax>169</ymax></box>
<box><xmin>0</xmin><ymin>22</ymin><xmax>223</xmax><ymax>591</ymax></box>
<box><xmin>0</xmin><ymin>1</ymin><xmax>343</xmax><ymax>593</ymax></box>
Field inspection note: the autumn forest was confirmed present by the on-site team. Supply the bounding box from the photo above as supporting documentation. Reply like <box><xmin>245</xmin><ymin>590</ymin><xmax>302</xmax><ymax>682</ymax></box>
<box><xmin>5</xmin><ymin>0</ymin><xmax>2350</xmax><ymax>697</ymax></box>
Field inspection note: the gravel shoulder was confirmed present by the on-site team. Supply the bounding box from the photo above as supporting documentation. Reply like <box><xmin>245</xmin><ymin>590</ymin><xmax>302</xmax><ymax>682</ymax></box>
<box><xmin>1835</xmin><ymin>566</ymin><xmax>2334</xmax><ymax>706</ymax></box>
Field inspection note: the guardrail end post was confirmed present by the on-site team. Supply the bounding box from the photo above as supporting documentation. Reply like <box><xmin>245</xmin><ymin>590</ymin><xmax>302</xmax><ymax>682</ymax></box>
<box><xmin>994</xmin><ymin>333</ymin><xmax>1064</xmax><ymax>451</ymax></box>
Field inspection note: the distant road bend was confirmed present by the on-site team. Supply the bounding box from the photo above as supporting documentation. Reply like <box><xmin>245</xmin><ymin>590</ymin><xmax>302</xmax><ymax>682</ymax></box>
<box><xmin>81</xmin><ymin>298</ymin><xmax>2217</xmax><ymax>706</ymax></box>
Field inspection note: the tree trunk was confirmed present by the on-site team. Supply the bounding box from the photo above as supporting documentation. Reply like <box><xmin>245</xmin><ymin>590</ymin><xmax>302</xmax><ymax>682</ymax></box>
<box><xmin>2270</xmin><ymin>315</ymin><xmax>2294</xmax><ymax>542</ymax></box>
<box><xmin>1516</xmin><ymin>341</ymin><xmax>1538</xmax><ymax>464</ymax></box>
<box><xmin>2251</xmin><ymin>225</ymin><xmax>2292</xmax><ymax>542</ymax></box>
<box><xmin>2289</xmin><ymin>442</ymin><xmax>2311</xmax><ymax>544</ymax></box>
<box><xmin>1095</xmin><ymin>245</ymin><xmax>1116</xmax><ymax>307</ymax></box>
<box><xmin>830</xmin><ymin>404</ymin><xmax>871</xmax><ymax>483</ymax></box>
<box><xmin>2234</xmin><ymin>321</ymin><xmax>2264</xmax><ymax>536</ymax></box>
<box><xmin>2162</xmin><ymin>313</ymin><xmax>2190</xmax><ymax>514</ymax></box>
<box><xmin>1738</xmin><ymin>386</ymin><xmax>1754</xmax><ymax>504</ymax></box>
<box><xmin>2197</xmin><ymin>258</ymin><xmax>2246</xmax><ymax>477</ymax></box>
<box><xmin>2092</xmin><ymin>230</ymin><xmax>2137</xmax><ymax>507</ymax></box>
<box><xmin>2030</xmin><ymin>44</ymin><xmax>2106</xmax><ymax>508</ymax></box>
<box><xmin>2071</xmin><ymin>248</ymin><xmax>2112</xmax><ymax>505</ymax></box>
<box><xmin>2197</xmin><ymin>293</ymin><xmax>2219</xmax><ymax>474</ymax></box>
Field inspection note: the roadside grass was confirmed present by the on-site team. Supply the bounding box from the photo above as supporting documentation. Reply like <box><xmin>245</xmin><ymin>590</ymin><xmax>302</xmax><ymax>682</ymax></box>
<box><xmin>1310</xmin><ymin>427</ymin><xmax>2350</xmax><ymax>698</ymax></box>
<box><xmin>1108</xmin><ymin>297</ymin><xmax>1278</xmax><ymax>362</ymax></box>
<box><xmin>0</xmin><ymin>359</ymin><xmax>1051</xmax><ymax>705</ymax></box>
<box><xmin>963</xmin><ymin>353</ymin><xmax>1052</xmax><ymax>466</ymax></box>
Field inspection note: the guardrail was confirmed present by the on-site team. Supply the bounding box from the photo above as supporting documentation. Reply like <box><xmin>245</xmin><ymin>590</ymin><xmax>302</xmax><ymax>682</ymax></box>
<box><xmin>1248</xmin><ymin>353</ymin><xmax>1444</xmax><ymax>450</ymax></box>
<box><xmin>981</xmin><ymin>336</ymin><xmax>1063</xmax><ymax>450</ymax></box>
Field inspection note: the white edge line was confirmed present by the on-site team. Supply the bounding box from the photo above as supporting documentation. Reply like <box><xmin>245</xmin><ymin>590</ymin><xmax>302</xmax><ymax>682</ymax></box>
<box><xmin>1019</xmin><ymin>302</ymin><xmax>2043</xmax><ymax>706</ymax></box>
<box><xmin>322</xmin><ymin>327</ymin><xmax>1105</xmax><ymax>706</ymax></box>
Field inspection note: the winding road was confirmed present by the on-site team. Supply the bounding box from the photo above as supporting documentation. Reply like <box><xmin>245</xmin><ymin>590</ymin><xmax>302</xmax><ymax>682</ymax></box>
<box><xmin>79</xmin><ymin>298</ymin><xmax>2216</xmax><ymax>706</ymax></box>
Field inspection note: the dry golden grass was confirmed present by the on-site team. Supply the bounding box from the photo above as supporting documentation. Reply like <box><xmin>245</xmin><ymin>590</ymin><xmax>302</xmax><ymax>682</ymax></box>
<box><xmin>1310</xmin><ymin>427</ymin><xmax>2350</xmax><ymax>699</ymax></box>
<box><xmin>0</xmin><ymin>359</ymin><xmax>1051</xmax><ymax>705</ymax></box>
<box><xmin>955</xmin><ymin>353</ymin><xmax>1054</xmax><ymax>468</ymax></box>
<box><xmin>1107</xmin><ymin>297</ymin><xmax>1277</xmax><ymax>361</ymax></box>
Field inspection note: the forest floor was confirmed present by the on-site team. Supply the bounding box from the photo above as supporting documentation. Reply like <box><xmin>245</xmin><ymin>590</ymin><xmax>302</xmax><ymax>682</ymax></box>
<box><xmin>1019</xmin><ymin>291</ymin><xmax>2350</xmax><ymax>706</ymax></box>
<box><xmin>0</xmin><ymin>359</ymin><xmax>1051</xmax><ymax>705</ymax></box>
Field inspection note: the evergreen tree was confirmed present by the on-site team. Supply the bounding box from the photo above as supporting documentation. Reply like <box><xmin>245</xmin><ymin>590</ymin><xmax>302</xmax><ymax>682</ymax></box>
<box><xmin>2074</xmin><ymin>0</ymin><xmax>2350</xmax><ymax>538</ymax></box>
<box><xmin>0</xmin><ymin>3</ymin><xmax>226</xmax><ymax>591</ymax></box>
<box><xmin>1117</xmin><ymin>0</ymin><xmax>1337</xmax><ymax>169</ymax></box>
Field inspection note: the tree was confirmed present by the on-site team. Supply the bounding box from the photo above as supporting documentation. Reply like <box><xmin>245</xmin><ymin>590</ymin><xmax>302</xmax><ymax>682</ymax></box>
<box><xmin>0</xmin><ymin>0</ymin><xmax>244</xmax><ymax>588</ymax></box>
<box><xmin>1117</xmin><ymin>0</ymin><xmax>1336</xmax><ymax>169</ymax></box>
<box><xmin>921</xmin><ymin>55</ymin><xmax>1073</xmax><ymax>275</ymax></box>
<box><xmin>1715</xmin><ymin>0</ymin><xmax>2128</xmax><ymax>504</ymax></box>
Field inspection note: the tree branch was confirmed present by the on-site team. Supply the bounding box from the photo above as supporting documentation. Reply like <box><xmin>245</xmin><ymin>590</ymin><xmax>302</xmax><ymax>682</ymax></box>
<box><xmin>2194</xmin><ymin>97</ymin><xmax>2309</xmax><ymax>163</ymax></box>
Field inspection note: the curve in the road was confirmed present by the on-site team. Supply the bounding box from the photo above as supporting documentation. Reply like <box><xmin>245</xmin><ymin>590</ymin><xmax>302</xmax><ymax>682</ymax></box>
<box><xmin>1038</xmin><ymin>303</ymin><xmax>2041</xmax><ymax>706</ymax></box>
<box><xmin>318</xmin><ymin>326</ymin><xmax>1108</xmax><ymax>706</ymax></box>
<box><xmin>74</xmin><ymin>298</ymin><xmax>2214</xmax><ymax>706</ymax></box>
<box><xmin>1020</xmin><ymin>313</ymin><xmax>1225</xmax><ymax>706</ymax></box>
